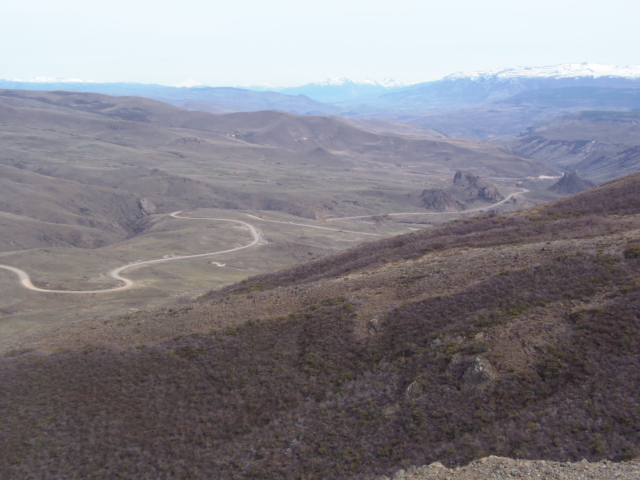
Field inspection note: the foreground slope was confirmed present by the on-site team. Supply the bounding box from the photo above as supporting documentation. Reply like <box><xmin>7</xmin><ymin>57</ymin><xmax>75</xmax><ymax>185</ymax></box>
<box><xmin>2</xmin><ymin>173</ymin><xmax>639</xmax><ymax>479</ymax></box>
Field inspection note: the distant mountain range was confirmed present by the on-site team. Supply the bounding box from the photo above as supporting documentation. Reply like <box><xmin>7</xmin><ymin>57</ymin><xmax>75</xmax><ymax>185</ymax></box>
<box><xmin>275</xmin><ymin>77</ymin><xmax>404</xmax><ymax>103</ymax></box>
<box><xmin>341</xmin><ymin>63</ymin><xmax>640</xmax><ymax>113</ymax></box>
<box><xmin>3</xmin><ymin>63</ymin><xmax>640</xmax><ymax>141</ymax></box>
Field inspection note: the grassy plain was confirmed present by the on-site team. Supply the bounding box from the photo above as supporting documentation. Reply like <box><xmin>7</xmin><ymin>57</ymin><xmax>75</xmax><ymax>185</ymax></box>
<box><xmin>0</xmin><ymin>193</ymin><xmax>533</xmax><ymax>347</ymax></box>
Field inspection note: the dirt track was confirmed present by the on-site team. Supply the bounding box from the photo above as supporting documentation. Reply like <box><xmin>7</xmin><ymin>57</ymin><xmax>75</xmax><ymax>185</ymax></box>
<box><xmin>0</xmin><ymin>211</ymin><xmax>260</xmax><ymax>294</ymax></box>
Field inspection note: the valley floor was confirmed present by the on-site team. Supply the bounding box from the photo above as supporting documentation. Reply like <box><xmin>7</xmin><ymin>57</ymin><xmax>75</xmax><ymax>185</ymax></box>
<box><xmin>6</xmin><ymin>225</ymin><xmax>638</xmax><ymax>356</ymax></box>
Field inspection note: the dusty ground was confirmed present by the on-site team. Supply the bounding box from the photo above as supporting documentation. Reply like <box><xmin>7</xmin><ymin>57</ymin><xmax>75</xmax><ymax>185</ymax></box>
<box><xmin>376</xmin><ymin>456</ymin><xmax>640</xmax><ymax>479</ymax></box>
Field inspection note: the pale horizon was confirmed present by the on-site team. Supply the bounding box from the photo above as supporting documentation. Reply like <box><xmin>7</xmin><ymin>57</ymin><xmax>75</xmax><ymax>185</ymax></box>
<box><xmin>3</xmin><ymin>0</ymin><xmax>640</xmax><ymax>87</ymax></box>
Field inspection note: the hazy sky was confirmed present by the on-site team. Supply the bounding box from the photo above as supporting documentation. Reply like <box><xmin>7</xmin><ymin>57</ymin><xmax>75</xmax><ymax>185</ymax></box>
<box><xmin>3</xmin><ymin>0</ymin><xmax>639</xmax><ymax>86</ymax></box>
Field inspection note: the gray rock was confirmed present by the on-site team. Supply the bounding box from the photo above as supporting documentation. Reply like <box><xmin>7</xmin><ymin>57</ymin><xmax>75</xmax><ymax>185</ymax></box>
<box><xmin>405</xmin><ymin>381</ymin><xmax>423</xmax><ymax>399</ymax></box>
<box><xmin>139</xmin><ymin>197</ymin><xmax>158</xmax><ymax>215</ymax></box>
<box><xmin>462</xmin><ymin>356</ymin><xmax>497</xmax><ymax>390</ymax></box>
<box><xmin>446</xmin><ymin>353</ymin><xmax>462</xmax><ymax>372</ymax></box>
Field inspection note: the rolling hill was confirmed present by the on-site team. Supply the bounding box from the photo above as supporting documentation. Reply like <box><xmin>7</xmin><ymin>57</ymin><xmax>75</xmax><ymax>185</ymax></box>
<box><xmin>0</xmin><ymin>88</ymin><xmax>555</xmax><ymax>250</ymax></box>
<box><xmin>0</xmin><ymin>80</ymin><xmax>340</xmax><ymax>116</ymax></box>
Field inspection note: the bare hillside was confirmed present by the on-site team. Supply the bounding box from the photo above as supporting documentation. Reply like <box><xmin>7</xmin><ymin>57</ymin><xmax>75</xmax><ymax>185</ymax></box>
<box><xmin>504</xmin><ymin>111</ymin><xmax>640</xmax><ymax>183</ymax></box>
<box><xmin>2</xmin><ymin>174</ymin><xmax>639</xmax><ymax>479</ymax></box>
<box><xmin>0</xmin><ymin>89</ymin><xmax>557</xmax><ymax>250</ymax></box>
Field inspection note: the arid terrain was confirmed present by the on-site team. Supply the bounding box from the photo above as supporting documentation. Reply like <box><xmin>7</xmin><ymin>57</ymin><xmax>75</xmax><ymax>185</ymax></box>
<box><xmin>2</xmin><ymin>83</ymin><xmax>640</xmax><ymax>480</ymax></box>
<box><xmin>503</xmin><ymin>111</ymin><xmax>640</xmax><ymax>183</ymax></box>
<box><xmin>2</xmin><ymin>170</ymin><xmax>639</xmax><ymax>479</ymax></box>
<box><xmin>0</xmin><ymin>89</ymin><xmax>556</xmax><ymax>340</ymax></box>
<box><xmin>5</xmin><ymin>0</ymin><xmax>640</xmax><ymax>475</ymax></box>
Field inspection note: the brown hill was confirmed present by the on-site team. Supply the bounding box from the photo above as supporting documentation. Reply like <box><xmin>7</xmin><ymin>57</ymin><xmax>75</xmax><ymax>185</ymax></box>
<box><xmin>331</xmin><ymin>116</ymin><xmax>446</xmax><ymax>138</ymax></box>
<box><xmin>2</xmin><ymin>173</ymin><xmax>640</xmax><ymax>479</ymax></box>
<box><xmin>0</xmin><ymin>89</ymin><xmax>555</xmax><ymax>175</ymax></box>
<box><xmin>0</xmin><ymin>89</ymin><xmax>557</xmax><ymax>249</ymax></box>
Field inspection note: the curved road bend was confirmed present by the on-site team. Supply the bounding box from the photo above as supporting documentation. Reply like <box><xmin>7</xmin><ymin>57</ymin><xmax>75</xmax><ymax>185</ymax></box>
<box><xmin>326</xmin><ymin>188</ymin><xmax>529</xmax><ymax>222</ymax></box>
<box><xmin>0</xmin><ymin>190</ymin><xmax>528</xmax><ymax>295</ymax></box>
<box><xmin>243</xmin><ymin>214</ymin><xmax>382</xmax><ymax>236</ymax></box>
<box><xmin>0</xmin><ymin>211</ymin><xmax>260</xmax><ymax>294</ymax></box>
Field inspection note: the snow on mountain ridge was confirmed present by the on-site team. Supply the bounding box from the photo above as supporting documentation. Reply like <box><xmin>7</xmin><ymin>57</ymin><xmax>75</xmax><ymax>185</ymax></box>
<box><xmin>444</xmin><ymin>63</ymin><xmax>640</xmax><ymax>81</ymax></box>
<box><xmin>4</xmin><ymin>77</ymin><xmax>97</xmax><ymax>84</ymax></box>
<box><xmin>380</xmin><ymin>77</ymin><xmax>404</xmax><ymax>88</ymax></box>
<box><xmin>310</xmin><ymin>77</ymin><xmax>404</xmax><ymax>88</ymax></box>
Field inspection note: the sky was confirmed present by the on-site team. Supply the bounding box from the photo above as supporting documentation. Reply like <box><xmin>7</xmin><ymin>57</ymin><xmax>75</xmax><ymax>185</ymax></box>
<box><xmin>2</xmin><ymin>0</ymin><xmax>640</xmax><ymax>87</ymax></box>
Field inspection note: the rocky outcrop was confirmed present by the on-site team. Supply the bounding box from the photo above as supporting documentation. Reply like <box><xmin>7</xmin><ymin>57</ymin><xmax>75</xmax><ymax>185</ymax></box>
<box><xmin>416</xmin><ymin>188</ymin><xmax>463</xmax><ymax>211</ymax></box>
<box><xmin>452</xmin><ymin>170</ymin><xmax>479</xmax><ymax>187</ymax></box>
<box><xmin>548</xmin><ymin>171</ymin><xmax>596</xmax><ymax>195</ymax></box>
<box><xmin>451</xmin><ymin>170</ymin><xmax>504</xmax><ymax>202</ymax></box>
<box><xmin>139</xmin><ymin>197</ymin><xmax>158</xmax><ymax>215</ymax></box>
<box><xmin>461</xmin><ymin>356</ymin><xmax>497</xmax><ymax>390</ymax></box>
<box><xmin>408</xmin><ymin>170</ymin><xmax>504</xmax><ymax>211</ymax></box>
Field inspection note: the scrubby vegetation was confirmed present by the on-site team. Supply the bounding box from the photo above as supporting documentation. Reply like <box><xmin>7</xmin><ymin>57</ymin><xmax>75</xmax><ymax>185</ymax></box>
<box><xmin>2</xmin><ymin>250</ymin><xmax>639</xmax><ymax>479</ymax></box>
<box><xmin>2</xmin><ymin>173</ymin><xmax>640</xmax><ymax>479</ymax></box>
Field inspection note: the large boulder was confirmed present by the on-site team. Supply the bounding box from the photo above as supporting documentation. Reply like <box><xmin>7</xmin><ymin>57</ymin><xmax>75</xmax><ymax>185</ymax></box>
<box><xmin>461</xmin><ymin>356</ymin><xmax>497</xmax><ymax>390</ymax></box>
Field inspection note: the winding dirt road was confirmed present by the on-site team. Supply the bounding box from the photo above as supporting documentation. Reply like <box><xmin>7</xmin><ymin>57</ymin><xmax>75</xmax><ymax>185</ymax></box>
<box><xmin>326</xmin><ymin>188</ymin><xmax>529</xmax><ymax>221</ymax></box>
<box><xmin>243</xmin><ymin>214</ymin><xmax>383</xmax><ymax>236</ymax></box>
<box><xmin>0</xmin><ymin>212</ymin><xmax>260</xmax><ymax>294</ymax></box>
<box><xmin>0</xmin><ymin>189</ymin><xmax>527</xmax><ymax>295</ymax></box>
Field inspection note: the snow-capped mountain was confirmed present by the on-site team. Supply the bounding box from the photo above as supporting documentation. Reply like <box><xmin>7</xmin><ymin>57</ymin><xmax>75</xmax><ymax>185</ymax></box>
<box><xmin>444</xmin><ymin>63</ymin><xmax>640</xmax><ymax>81</ymax></box>
<box><xmin>172</xmin><ymin>79</ymin><xmax>204</xmax><ymax>88</ymax></box>
<box><xmin>352</xmin><ymin>62</ymin><xmax>640</xmax><ymax>113</ymax></box>
<box><xmin>336</xmin><ymin>62</ymin><xmax>640</xmax><ymax>140</ymax></box>
<box><xmin>4</xmin><ymin>63</ymin><xmax>640</xmax><ymax>138</ymax></box>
